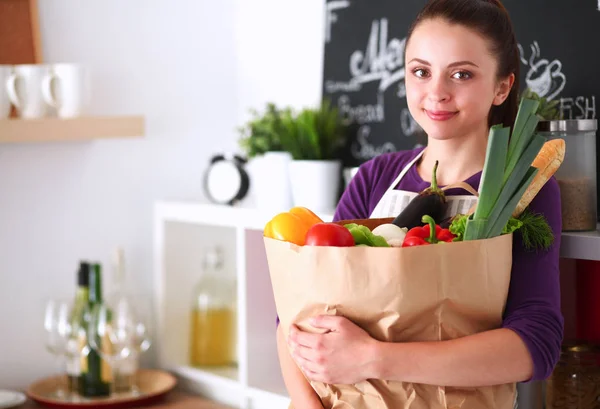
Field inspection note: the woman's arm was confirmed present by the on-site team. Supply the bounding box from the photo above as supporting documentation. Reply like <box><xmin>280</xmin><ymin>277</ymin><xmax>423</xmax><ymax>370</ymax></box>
<box><xmin>277</xmin><ymin>325</ymin><xmax>324</xmax><ymax>409</ymax></box>
<box><xmin>372</xmin><ymin>328</ymin><xmax>533</xmax><ymax>386</ymax></box>
<box><xmin>290</xmin><ymin>316</ymin><xmax>531</xmax><ymax>386</ymax></box>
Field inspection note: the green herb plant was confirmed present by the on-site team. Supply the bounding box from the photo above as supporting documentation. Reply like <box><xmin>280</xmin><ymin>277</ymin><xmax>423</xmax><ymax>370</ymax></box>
<box><xmin>277</xmin><ymin>99</ymin><xmax>347</xmax><ymax>161</ymax></box>
<box><xmin>237</xmin><ymin>103</ymin><xmax>291</xmax><ymax>158</ymax></box>
<box><xmin>520</xmin><ymin>88</ymin><xmax>563</xmax><ymax>121</ymax></box>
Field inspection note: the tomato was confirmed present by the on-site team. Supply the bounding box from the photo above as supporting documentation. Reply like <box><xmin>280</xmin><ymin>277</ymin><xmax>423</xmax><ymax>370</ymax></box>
<box><xmin>288</xmin><ymin>207</ymin><xmax>323</xmax><ymax>226</ymax></box>
<box><xmin>305</xmin><ymin>223</ymin><xmax>355</xmax><ymax>247</ymax></box>
<box><xmin>267</xmin><ymin>212</ymin><xmax>313</xmax><ymax>246</ymax></box>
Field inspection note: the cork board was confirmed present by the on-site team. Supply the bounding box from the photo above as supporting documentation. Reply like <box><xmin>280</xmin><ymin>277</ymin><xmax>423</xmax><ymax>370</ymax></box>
<box><xmin>0</xmin><ymin>0</ymin><xmax>42</xmax><ymax>64</ymax></box>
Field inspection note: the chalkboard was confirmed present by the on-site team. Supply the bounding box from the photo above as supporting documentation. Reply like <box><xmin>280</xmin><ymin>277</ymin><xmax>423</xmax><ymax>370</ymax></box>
<box><xmin>322</xmin><ymin>0</ymin><xmax>599</xmax><ymax>168</ymax></box>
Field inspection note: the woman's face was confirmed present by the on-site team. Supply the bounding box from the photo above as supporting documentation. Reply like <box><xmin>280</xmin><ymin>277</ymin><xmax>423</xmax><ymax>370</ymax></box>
<box><xmin>405</xmin><ymin>18</ymin><xmax>513</xmax><ymax>141</ymax></box>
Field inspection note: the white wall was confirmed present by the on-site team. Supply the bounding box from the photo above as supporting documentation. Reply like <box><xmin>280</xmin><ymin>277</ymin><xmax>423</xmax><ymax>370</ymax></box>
<box><xmin>0</xmin><ymin>0</ymin><xmax>324</xmax><ymax>388</ymax></box>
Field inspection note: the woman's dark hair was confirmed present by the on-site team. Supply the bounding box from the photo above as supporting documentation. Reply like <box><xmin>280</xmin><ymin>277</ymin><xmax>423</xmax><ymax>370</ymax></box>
<box><xmin>406</xmin><ymin>0</ymin><xmax>520</xmax><ymax>129</ymax></box>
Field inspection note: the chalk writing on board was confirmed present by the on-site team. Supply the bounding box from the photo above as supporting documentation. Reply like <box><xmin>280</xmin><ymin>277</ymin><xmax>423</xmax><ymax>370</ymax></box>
<box><xmin>517</xmin><ymin>41</ymin><xmax>596</xmax><ymax>119</ymax></box>
<box><xmin>518</xmin><ymin>41</ymin><xmax>566</xmax><ymax>101</ymax></box>
<box><xmin>325</xmin><ymin>1</ymin><xmax>350</xmax><ymax>44</ymax></box>
<box><xmin>351</xmin><ymin>125</ymin><xmax>397</xmax><ymax>160</ymax></box>
<box><xmin>338</xmin><ymin>94</ymin><xmax>385</xmax><ymax>125</ymax></box>
<box><xmin>325</xmin><ymin>79</ymin><xmax>362</xmax><ymax>93</ymax></box>
<box><xmin>560</xmin><ymin>96</ymin><xmax>596</xmax><ymax>119</ymax></box>
<box><xmin>349</xmin><ymin>18</ymin><xmax>406</xmax><ymax>93</ymax></box>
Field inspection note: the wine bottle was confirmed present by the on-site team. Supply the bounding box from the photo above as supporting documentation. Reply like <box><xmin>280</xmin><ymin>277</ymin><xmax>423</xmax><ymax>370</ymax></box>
<box><xmin>80</xmin><ymin>262</ymin><xmax>112</xmax><ymax>397</ymax></box>
<box><xmin>110</xmin><ymin>247</ymin><xmax>139</xmax><ymax>394</ymax></box>
<box><xmin>67</xmin><ymin>262</ymin><xmax>89</xmax><ymax>395</ymax></box>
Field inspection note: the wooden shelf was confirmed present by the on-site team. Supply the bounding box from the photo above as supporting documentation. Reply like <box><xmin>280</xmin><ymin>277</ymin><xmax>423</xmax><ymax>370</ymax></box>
<box><xmin>0</xmin><ymin>116</ymin><xmax>145</xmax><ymax>143</ymax></box>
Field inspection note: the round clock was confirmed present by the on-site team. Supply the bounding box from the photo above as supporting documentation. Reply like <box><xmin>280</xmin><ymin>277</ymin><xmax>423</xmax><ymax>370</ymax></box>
<box><xmin>203</xmin><ymin>153</ymin><xmax>250</xmax><ymax>206</ymax></box>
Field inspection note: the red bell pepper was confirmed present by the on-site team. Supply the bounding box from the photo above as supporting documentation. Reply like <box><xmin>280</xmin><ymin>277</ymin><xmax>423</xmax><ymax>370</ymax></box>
<box><xmin>402</xmin><ymin>215</ymin><xmax>455</xmax><ymax>247</ymax></box>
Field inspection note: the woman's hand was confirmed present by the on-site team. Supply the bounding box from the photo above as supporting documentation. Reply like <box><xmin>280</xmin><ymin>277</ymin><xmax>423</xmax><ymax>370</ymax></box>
<box><xmin>287</xmin><ymin>315</ymin><xmax>380</xmax><ymax>385</ymax></box>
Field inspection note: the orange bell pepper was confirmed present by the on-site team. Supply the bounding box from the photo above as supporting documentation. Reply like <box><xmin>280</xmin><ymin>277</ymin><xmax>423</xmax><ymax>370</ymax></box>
<box><xmin>264</xmin><ymin>207</ymin><xmax>323</xmax><ymax>245</ymax></box>
<box><xmin>289</xmin><ymin>206</ymin><xmax>323</xmax><ymax>226</ymax></box>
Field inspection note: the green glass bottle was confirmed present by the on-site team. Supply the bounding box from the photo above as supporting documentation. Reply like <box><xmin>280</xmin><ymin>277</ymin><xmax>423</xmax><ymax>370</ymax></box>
<box><xmin>80</xmin><ymin>263</ymin><xmax>111</xmax><ymax>397</ymax></box>
<box><xmin>66</xmin><ymin>262</ymin><xmax>90</xmax><ymax>396</ymax></box>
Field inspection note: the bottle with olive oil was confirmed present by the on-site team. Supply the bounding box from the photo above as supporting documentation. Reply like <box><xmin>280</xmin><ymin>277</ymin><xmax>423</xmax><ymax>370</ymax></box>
<box><xmin>80</xmin><ymin>263</ymin><xmax>112</xmax><ymax>397</ymax></box>
<box><xmin>189</xmin><ymin>246</ymin><xmax>237</xmax><ymax>367</ymax></box>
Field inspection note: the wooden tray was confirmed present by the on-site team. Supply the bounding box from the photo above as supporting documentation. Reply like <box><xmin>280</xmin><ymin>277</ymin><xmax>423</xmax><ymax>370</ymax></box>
<box><xmin>26</xmin><ymin>369</ymin><xmax>177</xmax><ymax>409</ymax></box>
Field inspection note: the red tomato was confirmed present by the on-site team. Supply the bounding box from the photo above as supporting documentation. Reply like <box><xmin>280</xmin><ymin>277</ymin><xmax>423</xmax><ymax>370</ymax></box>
<box><xmin>304</xmin><ymin>223</ymin><xmax>355</xmax><ymax>247</ymax></box>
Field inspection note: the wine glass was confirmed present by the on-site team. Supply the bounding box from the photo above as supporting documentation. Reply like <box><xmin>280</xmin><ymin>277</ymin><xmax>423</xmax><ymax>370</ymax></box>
<box><xmin>43</xmin><ymin>299</ymin><xmax>72</xmax><ymax>399</ymax></box>
<box><xmin>88</xmin><ymin>298</ymin><xmax>151</xmax><ymax>396</ymax></box>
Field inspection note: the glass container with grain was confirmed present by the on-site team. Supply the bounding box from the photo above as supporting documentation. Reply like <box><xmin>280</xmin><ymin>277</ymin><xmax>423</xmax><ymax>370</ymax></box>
<box><xmin>538</xmin><ymin>119</ymin><xmax>598</xmax><ymax>231</ymax></box>
<box><xmin>546</xmin><ymin>343</ymin><xmax>600</xmax><ymax>409</ymax></box>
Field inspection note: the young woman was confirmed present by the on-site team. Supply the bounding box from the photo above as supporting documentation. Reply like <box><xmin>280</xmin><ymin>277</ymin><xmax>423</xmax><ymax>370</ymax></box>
<box><xmin>277</xmin><ymin>0</ymin><xmax>563</xmax><ymax>407</ymax></box>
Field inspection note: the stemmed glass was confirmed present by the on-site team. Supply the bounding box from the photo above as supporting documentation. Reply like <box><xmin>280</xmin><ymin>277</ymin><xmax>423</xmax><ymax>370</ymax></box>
<box><xmin>43</xmin><ymin>299</ymin><xmax>72</xmax><ymax>399</ymax></box>
<box><xmin>88</xmin><ymin>297</ymin><xmax>151</xmax><ymax>396</ymax></box>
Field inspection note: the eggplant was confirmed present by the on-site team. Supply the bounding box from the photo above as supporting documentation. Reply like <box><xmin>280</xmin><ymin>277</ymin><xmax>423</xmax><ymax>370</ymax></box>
<box><xmin>392</xmin><ymin>160</ymin><xmax>448</xmax><ymax>230</ymax></box>
<box><xmin>439</xmin><ymin>215</ymin><xmax>454</xmax><ymax>229</ymax></box>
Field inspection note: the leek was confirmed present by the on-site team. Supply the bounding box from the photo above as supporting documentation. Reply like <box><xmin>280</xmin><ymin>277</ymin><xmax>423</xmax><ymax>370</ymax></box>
<box><xmin>486</xmin><ymin>166</ymin><xmax>538</xmax><ymax>238</ymax></box>
<box><xmin>473</xmin><ymin>125</ymin><xmax>510</xmax><ymax>222</ymax></box>
<box><xmin>481</xmin><ymin>134</ymin><xmax>546</xmax><ymax>237</ymax></box>
<box><xmin>506</xmin><ymin>99</ymin><xmax>539</xmax><ymax>163</ymax></box>
<box><xmin>504</xmin><ymin>111</ymin><xmax>541</xmax><ymax>183</ymax></box>
<box><xmin>463</xmin><ymin>98</ymin><xmax>546</xmax><ymax>241</ymax></box>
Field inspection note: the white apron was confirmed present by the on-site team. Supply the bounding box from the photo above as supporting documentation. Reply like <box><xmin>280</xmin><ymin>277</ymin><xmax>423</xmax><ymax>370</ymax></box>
<box><xmin>369</xmin><ymin>149</ymin><xmax>478</xmax><ymax>219</ymax></box>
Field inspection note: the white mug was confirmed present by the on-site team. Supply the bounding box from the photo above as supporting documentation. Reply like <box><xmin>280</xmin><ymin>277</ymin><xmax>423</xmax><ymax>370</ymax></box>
<box><xmin>42</xmin><ymin>64</ymin><xmax>90</xmax><ymax>118</ymax></box>
<box><xmin>0</xmin><ymin>65</ymin><xmax>12</xmax><ymax>119</ymax></box>
<box><xmin>6</xmin><ymin>64</ymin><xmax>51</xmax><ymax>119</ymax></box>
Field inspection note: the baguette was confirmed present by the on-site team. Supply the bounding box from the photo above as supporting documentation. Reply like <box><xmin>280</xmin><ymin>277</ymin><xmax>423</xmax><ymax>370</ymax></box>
<box><xmin>512</xmin><ymin>138</ymin><xmax>565</xmax><ymax>217</ymax></box>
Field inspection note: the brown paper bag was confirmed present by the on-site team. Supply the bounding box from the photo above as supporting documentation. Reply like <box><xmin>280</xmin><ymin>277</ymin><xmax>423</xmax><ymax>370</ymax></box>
<box><xmin>265</xmin><ymin>218</ymin><xmax>517</xmax><ymax>409</ymax></box>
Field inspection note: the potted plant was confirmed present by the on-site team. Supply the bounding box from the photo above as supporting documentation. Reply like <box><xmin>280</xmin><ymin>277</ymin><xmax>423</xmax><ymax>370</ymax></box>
<box><xmin>520</xmin><ymin>88</ymin><xmax>563</xmax><ymax>120</ymax></box>
<box><xmin>237</xmin><ymin>103</ymin><xmax>294</xmax><ymax>211</ymax></box>
<box><xmin>278</xmin><ymin>99</ymin><xmax>347</xmax><ymax>212</ymax></box>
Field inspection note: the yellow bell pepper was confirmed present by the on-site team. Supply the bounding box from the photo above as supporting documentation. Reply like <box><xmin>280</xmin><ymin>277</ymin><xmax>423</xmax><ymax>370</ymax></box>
<box><xmin>264</xmin><ymin>207</ymin><xmax>323</xmax><ymax>245</ymax></box>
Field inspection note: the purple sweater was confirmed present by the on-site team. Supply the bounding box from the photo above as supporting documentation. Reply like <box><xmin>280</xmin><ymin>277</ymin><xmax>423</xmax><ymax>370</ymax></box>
<box><xmin>333</xmin><ymin>147</ymin><xmax>564</xmax><ymax>382</ymax></box>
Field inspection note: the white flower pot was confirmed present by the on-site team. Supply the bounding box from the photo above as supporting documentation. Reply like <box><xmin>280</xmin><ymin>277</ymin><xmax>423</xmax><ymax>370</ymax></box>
<box><xmin>249</xmin><ymin>151</ymin><xmax>293</xmax><ymax>211</ymax></box>
<box><xmin>288</xmin><ymin>160</ymin><xmax>342</xmax><ymax>213</ymax></box>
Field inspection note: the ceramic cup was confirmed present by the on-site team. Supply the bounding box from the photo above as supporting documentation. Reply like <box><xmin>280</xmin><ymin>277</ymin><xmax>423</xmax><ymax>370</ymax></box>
<box><xmin>42</xmin><ymin>64</ymin><xmax>90</xmax><ymax>118</ymax></box>
<box><xmin>0</xmin><ymin>65</ymin><xmax>12</xmax><ymax>119</ymax></box>
<box><xmin>6</xmin><ymin>64</ymin><xmax>52</xmax><ymax>119</ymax></box>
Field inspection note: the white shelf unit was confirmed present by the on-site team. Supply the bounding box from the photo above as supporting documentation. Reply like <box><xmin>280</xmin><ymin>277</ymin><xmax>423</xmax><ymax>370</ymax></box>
<box><xmin>152</xmin><ymin>201</ymin><xmax>600</xmax><ymax>409</ymax></box>
<box><xmin>153</xmin><ymin>202</ymin><xmax>333</xmax><ymax>409</ymax></box>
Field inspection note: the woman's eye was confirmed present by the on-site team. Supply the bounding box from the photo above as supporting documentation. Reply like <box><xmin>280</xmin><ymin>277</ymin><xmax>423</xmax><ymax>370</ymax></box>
<box><xmin>452</xmin><ymin>71</ymin><xmax>472</xmax><ymax>80</ymax></box>
<box><xmin>413</xmin><ymin>68</ymin><xmax>429</xmax><ymax>78</ymax></box>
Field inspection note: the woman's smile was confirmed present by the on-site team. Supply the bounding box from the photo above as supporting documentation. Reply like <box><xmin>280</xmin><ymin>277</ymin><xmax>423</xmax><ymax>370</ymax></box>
<box><xmin>424</xmin><ymin>109</ymin><xmax>458</xmax><ymax>121</ymax></box>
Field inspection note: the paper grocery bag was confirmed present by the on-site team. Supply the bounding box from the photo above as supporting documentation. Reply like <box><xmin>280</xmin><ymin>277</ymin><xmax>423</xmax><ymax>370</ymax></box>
<box><xmin>264</xmin><ymin>218</ymin><xmax>516</xmax><ymax>409</ymax></box>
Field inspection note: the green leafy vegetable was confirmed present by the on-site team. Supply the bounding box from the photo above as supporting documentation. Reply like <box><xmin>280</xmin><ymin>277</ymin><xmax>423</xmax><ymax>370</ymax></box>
<box><xmin>449</xmin><ymin>214</ymin><xmax>468</xmax><ymax>241</ymax></box>
<box><xmin>448</xmin><ymin>210</ymin><xmax>553</xmax><ymax>252</ymax></box>
<box><xmin>502</xmin><ymin>217</ymin><xmax>523</xmax><ymax>235</ymax></box>
<box><xmin>517</xmin><ymin>209</ymin><xmax>554</xmax><ymax>251</ymax></box>
<box><xmin>344</xmin><ymin>224</ymin><xmax>390</xmax><ymax>247</ymax></box>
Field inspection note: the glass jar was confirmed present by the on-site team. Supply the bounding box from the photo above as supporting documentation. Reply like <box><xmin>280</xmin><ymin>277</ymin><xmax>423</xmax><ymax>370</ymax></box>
<box><xmin>546</xmin><ymin>343</ymin><xmax>600</xmax><ymax>409</ymax></box>
<box><xmin>189</xmin><ymin>246</ymin><xmax>237</xmax><ymax>367</ymax></box>
<box><xmin>538</xmin><ymin>119</ymin><xmax>598</xmax><ymax>231</ymax></box>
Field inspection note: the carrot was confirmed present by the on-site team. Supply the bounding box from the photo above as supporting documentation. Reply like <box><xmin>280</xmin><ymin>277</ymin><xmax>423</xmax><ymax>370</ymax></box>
<box><xmin>512</xmin><ymin>138</ymin><xmax>565</xmax><ymax>217</ymax></box>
